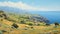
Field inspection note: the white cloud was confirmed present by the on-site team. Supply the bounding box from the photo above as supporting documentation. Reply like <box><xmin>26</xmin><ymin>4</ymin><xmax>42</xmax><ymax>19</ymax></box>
<box><xmin>0</xmin><ymin>1</ymin><xmax>49</xmax><ymax>11</ymax></box>
<box><xmin>0</xmin><ymin>1</ymin><xmax>59</xmax><ymax>11</ymax></box>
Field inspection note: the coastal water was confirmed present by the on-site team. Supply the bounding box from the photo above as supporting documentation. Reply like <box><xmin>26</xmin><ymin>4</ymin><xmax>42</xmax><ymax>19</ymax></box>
<box><xmin>29</xmin><ymin>11</ymin><xmax>60</xmax><ymax>24</ymax></box>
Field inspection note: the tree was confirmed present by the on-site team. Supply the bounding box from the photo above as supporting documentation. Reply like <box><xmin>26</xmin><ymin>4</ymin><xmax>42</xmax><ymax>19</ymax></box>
<box><xmin>54</xmin><ymin>22</ymin><xmax>59</xmax><ymax>26</ymax></box>
<box><xmin>54</xmin><ymin>22</ymin><xmax>59</xmax><ymax>28</ymax></box>
<box><xmin>45</xmin><ymin>23</ymin><xmax>50</xmax><ymax>26</ymax></box>
<box><xmin>20</xmin><ymin>20</ymin><xmax>25</xmax><ymax>24</ymax></box>
<box><xmin>12</xmin><ymin>23</ymin><xmax>19</xmax><ymax>28</ymax></box>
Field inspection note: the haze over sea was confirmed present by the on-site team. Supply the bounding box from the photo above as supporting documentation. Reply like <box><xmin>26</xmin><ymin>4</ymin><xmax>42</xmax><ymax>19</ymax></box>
<box><xmin>29</xmin><ymin>11</ymin><xmax>60</xmax><ymax>24</ymax></box>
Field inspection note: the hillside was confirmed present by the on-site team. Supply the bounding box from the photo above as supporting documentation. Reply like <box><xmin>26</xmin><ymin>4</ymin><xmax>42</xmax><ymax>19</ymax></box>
<box><xmin>0</xmin><ymin>11</ymin><xmax>60</xmax><ymax>34</ymax></box>
<box><xmin>0</xmin><ymin>10</ymin><xmax>49</xmax><ymax>25</ymax></box>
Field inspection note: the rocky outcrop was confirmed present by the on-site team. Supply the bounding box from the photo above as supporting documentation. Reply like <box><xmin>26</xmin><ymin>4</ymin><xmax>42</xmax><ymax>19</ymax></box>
<box><xmin>30</xmin><ymin>16</ymin><xmax>49</xmax><ymax>23</ymax></box>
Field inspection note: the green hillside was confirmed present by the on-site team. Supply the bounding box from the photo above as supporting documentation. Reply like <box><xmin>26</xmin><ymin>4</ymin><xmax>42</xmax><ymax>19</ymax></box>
<box><xmin>0</xmin><ymin>10</ymin><xmax>60</xmax><ymax>34</ymax></box>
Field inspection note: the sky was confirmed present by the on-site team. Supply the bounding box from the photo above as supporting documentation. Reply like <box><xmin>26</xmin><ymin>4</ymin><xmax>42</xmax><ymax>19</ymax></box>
<box><xmin>0</xmin><ymin>0</ymin><xmax>60</xmax><ymax>11</ymax></box>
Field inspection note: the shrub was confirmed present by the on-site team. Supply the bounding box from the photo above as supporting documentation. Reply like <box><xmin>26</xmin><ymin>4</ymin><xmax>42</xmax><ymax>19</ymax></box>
<box><xmin>1</xmin><ymin>30</ymin><xmax>7</xmax><ymax>32</ymax></box>
<box><xmin>0</xmin><ymin>15</ymin><xmax>3</xmax><ymax>18</ymax></box>
<box><xmin>20</xmin><ymin>20</ymin><xmax>26</xmax><ymax>24</ymax></box>
<box><xmin>0</xmin><ymin>30</ymin><xmax>3</xmax><ymax>34</ymax></box>
<box><xmin>54</xmin><ymin>22</ymin><xmax>59</xmax><ymax>26</ymax></box>
<box><xmin>6</xmin><ymin>18</ymin><xmax>16</xmax><ymax>22</ymax></box>
<box><xmin>24</xmin><ymin>28</ymin><xmax>28</xmax><ymax>30</ymax></box>
<box><xmin>0</xmin><ymin>30</ymin><xmax>7</xmax><ymax>34</ymax></box>
<box><xmin>45</xmin><ymin>23</ymin><xmax>50</xmax><ymax>26</ymax></box>
<box><xmin>12</xmin><ymin>23</ymin><xmax>19</xmax><ymax>29</ymax></box>
<box><xmin>52</xmin><ymin>30</ymin><xmax>58</xmax><ymax>34</ymax></box>
<box><xmin>37</xmin><ymin>24</ymin><xmax>40</xmax><ymax>26</ymax></box>
<box><xmin>31</xmin><ymin>26</ymin><xmax>34</xmax><ymax>29</ymax></box>
<box><xmin>2</xmin><ymin>14</ymin><xmax>7</xmax><ymax>19</ymax></box>
<box><xmin>28</xmin><ymin>23</ymin><xmax>33</xmax><ymax>26</ymax></box>
<box><xmin>1</xmin><ymin>19</ymin><xmax>3</xmax><ymax>21</ymax></box>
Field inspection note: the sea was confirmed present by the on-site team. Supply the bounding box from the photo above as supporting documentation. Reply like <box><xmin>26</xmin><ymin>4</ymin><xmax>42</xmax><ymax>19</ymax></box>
<box><xmin>29</xmin><ymin>11</ymin><xmax>60</xmax><ymax>24</ymax></box>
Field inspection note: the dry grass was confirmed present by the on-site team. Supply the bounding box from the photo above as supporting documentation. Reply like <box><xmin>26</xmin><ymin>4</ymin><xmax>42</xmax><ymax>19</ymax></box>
<box><xmin>0</xmin><ymin>19</ymin><xmax>60</xmax><ymax>34</ymax></box>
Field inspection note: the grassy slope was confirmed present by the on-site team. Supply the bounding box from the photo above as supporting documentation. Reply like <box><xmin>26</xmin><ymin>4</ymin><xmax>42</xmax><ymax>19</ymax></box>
<box><xmin>0</xmin><ymin>12</ymin><xmax>60</xmax><ymax>34</ymax></box>
<box><xmin>0</xmin><ymin>19</ymin><xmax>60</xmax><ymax>34</ymax></box>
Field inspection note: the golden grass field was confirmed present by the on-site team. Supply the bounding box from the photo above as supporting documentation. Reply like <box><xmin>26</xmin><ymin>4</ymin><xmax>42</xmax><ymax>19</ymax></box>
<box><xmin>0</xmin><ymin>19</ymin><xmax>60</xmax><ymax>34</ymax></box>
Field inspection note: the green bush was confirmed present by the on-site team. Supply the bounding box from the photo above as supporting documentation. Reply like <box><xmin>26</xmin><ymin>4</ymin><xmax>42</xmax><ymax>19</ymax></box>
<box><xmin>54</xmin><ymin>22</ymin><xmax>59</xmax><ymax>26</ymax></box>
<box><xmin>20</xmin><ymin>20</ymin><xmax>26</xmax><ymax>24</ymax></box>
<box><xmin>37</xmin><ymin>24</ymin><xmax>40</xmax><ymax>26</ymax></box>
<box><xmin>6</xmin><ymin>18</ymin><xmax>16</xmax><ymax>22</ymax></box>
<box><xmin>11</xmin><ymin>23</ymin><xmax>19</xmax><ymax>29</ymax></box>
<box><xmin>45</xmin><ymin>23</ymin><xmax>50</xmax><ymax>26</ymax></box>
<box><xmin>0</xmin><ymin>30</ymin><xmax>3</xmax><ymax>34</ymax></box>
<box><xmin>30</xmin><ymin>26</ymin><xmax>34</xmax><ymax>29</ymax></box>
<box><xmin>28</xmin><ymin>23</ymin><xmax>33</xmax><ymax>26</ymax></box>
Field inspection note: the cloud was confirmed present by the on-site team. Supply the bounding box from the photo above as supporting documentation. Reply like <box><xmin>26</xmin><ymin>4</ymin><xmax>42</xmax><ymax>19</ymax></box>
<box><xmin>0</xmin><ymin>1</ymin><xmax>60</xmax><ymax>11</ymax></box>
<box><xmin>0</xmin><ymin>1</ymin><xmax>49</xmax><ymax>11</ymax></box>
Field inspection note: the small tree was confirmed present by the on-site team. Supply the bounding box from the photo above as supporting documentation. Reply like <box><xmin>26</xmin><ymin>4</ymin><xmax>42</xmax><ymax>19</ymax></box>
<box><xmin>54</xmin><ymin>22</ymin><xmax>59</xmax><ymax>28</ymax></box>
<box><xmin>28</xmin><ymin>23</ymin><xmax>33</xmax><ymax>26</ymax></box>
<box><xmin>12</xmin><ymin>23</ymin><xmax>19</xmax><ymax>29</ymax></box>
<box><xmin>45</xmin><ymin>23</ymin><xmax>50</xmax><ymax>26</ymax></box>
<box><xmin>20</xmin><ymin>20</ymin><xmax>25</xmax><ymax>24</ymax></box>
<box><xmin>54</xmin><ymin>22</ymin><xmax>59</xmax><ymax>26</ymax></box>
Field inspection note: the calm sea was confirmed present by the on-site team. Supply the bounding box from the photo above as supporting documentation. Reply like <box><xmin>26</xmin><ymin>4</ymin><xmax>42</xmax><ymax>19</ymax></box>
<box><xmin>29</xmin><ymin>11</ymin><xmax>60</xmax><ymax>24</ymax></box>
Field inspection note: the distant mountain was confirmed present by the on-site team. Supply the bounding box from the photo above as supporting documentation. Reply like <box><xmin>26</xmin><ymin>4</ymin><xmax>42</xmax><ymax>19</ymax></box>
<box><xmin>0</xmin><ymin>6</ymin><xmax>28</xmax><ymax>14</ymax></box>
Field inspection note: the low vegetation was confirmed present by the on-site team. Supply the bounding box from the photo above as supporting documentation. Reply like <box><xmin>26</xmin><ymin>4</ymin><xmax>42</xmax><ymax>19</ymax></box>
<box><xmin>0</xmin><ymin>10</ymin><xmax>60</xmax><ymax>34</ymax></box>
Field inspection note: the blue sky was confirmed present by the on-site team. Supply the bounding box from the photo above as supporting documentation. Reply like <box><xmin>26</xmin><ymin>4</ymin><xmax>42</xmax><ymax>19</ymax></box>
<box><xmin>0</xmin><ymin>0</ymin><xmax>60</xmax><ymax>11</ymax></box>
